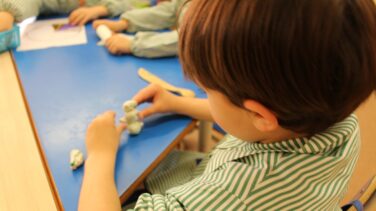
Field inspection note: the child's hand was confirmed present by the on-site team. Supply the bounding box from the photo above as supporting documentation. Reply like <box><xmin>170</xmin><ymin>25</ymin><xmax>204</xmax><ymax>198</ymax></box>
<box><xmin>86</xmin><ymin>111</ymin><xmax>126</xmax><ymax>159</ymax></box>
<box><xmin>105</xmin><ymin>34</ymin><xmax>132</xmax><ymax>55</ymax></box>
<box><xmin>0</xmin><ymin>11</ymin><xmax>15</xmax><ymax>32</ymax></box>
<box><xmin>69</xmin><ymin>6</ymin><xmax>108</xmax><ymax>26</ymax></box>
<box><xmin>133</xmin><ymin>84</ymin><xmax>180</xmax><ymax>118</ymax></box>
<box><xmin>93</xmin><ymin>19</ymin><xmax>128</xmax><ymax>32</ymax></box>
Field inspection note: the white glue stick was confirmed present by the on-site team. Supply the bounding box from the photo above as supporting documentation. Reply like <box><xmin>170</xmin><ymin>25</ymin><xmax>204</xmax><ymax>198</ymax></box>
<box><xmin>96</xmin><ymin>24</ymin><xmax>112</xmax><ymax>46</ymax></box>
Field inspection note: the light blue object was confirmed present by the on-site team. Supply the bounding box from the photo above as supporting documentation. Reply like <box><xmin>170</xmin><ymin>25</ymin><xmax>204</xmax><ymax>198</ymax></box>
<box><xmin>0</xmin><ymin>25</ymin><xmax>20</xmax><ymax>53</ymax></box>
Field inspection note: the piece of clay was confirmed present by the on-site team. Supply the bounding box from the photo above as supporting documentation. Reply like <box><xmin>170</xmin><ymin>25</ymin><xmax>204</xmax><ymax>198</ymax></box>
<box><xmin>120</xmin><ymin>116</ymin><xmax>127</xmax><ymax>123</ymax></box>
<box><xmin>122</xmin><ymin>100</ymin><xmax>137</xmax><ymax>112</ymax></box>
<box><xmin>70</xmin><ymin>149</ymin><xmax>84</xmax><ymax>170</ymax></box>
<box><xmin>125</xmin><ymin>110</ymin><xmax>139</xmax><ymax>122</ymax></box>
<box><xmin>128</xmin><ymin>122</ymin><xmax>144</xmax><ymax>135</ymax></box>
<box><xmin>120</xmin><ymin>99</ymin><xmax>144</xmax><ymax>135</ymax></box>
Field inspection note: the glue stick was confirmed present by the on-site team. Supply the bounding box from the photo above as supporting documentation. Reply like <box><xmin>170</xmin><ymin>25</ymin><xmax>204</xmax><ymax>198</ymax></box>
<box><xmin>96</xmin><ymin>24</ymin><xmax>112</xmax><ymax>46</ymax></box>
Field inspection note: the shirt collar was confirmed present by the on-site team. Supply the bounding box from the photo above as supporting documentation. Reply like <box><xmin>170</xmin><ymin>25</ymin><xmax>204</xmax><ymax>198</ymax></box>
<box><xmin>215</xmin><ymin>114</ymin><xmax>358</xmax><ymax>155</ymax></box>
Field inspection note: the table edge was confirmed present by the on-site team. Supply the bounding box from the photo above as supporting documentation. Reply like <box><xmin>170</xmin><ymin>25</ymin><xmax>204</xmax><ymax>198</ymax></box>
<box><xmin>10</xmin><ymin>52</ymin><xmax>64</xmax><ymax>211</ymax></box>
<box><xmin>120</xmin><ymin>121</ymin><xmax>197</xmax><ymax>203</ymax></box>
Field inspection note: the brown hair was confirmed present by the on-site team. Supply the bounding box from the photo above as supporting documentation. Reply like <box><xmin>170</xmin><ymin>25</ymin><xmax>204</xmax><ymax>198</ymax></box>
<box><xmin>179</xmin><ymin>0</ymin><xmax>376</xmax><ymax>134</ymax></box>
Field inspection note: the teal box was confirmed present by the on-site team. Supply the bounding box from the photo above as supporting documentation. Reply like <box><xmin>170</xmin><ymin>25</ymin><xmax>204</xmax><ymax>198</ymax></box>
<box><xmin>0</xmin><ymin>25</ymin><xmax>20</xmax><ymax>53</ymax></box>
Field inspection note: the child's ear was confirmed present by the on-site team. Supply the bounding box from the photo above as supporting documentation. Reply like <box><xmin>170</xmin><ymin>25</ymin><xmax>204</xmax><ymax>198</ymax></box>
<box><xmin>243</xmin><ymin>100</ymin><xmax>279</xmax><ymax>132</ymax></box>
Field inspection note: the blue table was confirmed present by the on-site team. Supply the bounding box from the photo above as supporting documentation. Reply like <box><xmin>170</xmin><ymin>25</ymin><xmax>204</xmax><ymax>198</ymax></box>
<box><xmin>13</xmin><ymin>23</ymin><xmax>203</xmax><ymax>211</ymax></box>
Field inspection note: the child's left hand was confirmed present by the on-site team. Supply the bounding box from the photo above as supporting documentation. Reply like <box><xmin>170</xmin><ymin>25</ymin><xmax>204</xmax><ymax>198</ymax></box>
<box><xmin>85</xmin><ymin>111</ymin><xmax>126</xmax><ymax>159</ymax></box>
<box><xmin>105</xmin><ymin>34</ymin><xmax>132</xmax><ymax>55</ymax></box>
<box><xmin>69</xmin><ymin>6</ymin><xmax>109</xmax><ymax>26</ymax></box>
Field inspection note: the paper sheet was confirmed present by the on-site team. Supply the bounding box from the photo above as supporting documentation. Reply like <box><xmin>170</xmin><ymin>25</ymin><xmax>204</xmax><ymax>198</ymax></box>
<box><xmin>17</xmin><ymin>18</ymin><xmax>87</xmax><ymax>51</ymax></box>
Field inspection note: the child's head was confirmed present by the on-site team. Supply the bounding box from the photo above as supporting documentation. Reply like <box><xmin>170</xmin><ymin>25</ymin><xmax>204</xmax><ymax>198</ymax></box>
<box><xmin>180</xmin><ymin>0</ymin><xmax>376</xmax><ymax>141</ymax></box>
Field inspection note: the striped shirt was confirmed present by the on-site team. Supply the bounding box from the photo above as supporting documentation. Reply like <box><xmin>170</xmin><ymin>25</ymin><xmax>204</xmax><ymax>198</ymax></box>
<box><xmin>132</xmin><ymin>114</ymin><xmax>360</xmax><ymax>210</ymax></box>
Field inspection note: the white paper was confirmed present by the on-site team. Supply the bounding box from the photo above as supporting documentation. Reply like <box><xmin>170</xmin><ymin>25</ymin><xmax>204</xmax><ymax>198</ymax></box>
<box><xmin>17</xmin><ymin>18</ymin><xmax>87</xmax><ymax>51</ymax></box>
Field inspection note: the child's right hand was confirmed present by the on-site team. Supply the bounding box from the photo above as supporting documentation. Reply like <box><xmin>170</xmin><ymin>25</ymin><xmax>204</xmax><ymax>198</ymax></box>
<box><xmin>0</xmin><ymin>11</ymin><xmax>15</xmax><ymax>32</ymax></box>
<box><xmin>85</xmin><ymin>111</ymin><xmax>126</xmax><ymax>159</ymax></box>
<box><xmin>69</xmin><ymin>6</ymin><xmax>109</xmax><ymax>26</ymax></box>
<box><xmin>133</xmin><ymin>84</ymin><xmax>180</xmax><ymax>119</ymax></box>
<box><xmin>92</xmin><ymin>19</ymin><xmax>128</xmax><ymax>32</ymax></box>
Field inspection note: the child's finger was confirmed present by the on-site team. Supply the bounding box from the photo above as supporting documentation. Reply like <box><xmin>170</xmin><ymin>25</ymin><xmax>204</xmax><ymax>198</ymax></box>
<box><xmin>103</xmin><ymin>110</ymin><xmax>116</xmax><ymax>117</ymax></box>
<box><xmin>68</xmin><ymin>11</ymin><xmax>78</xmax><ymax>23</ymax></box>
<box><xmin>111</xmin><ymin>47</ymin><xmax>117</xmax><ymax>55</ymax></box>
<box><xmin>70</xmin><ymin>16</ymin><xmax>79</xmax><ymax>25</ymax></box>
<box><xmin>108</xmin><ymin>43</ymin><xmax>115</xmax><ymax>52</ymax></box>
<box><xmin>132</xmin><ymin>84</ymin><xmax>159</xmax><ymax>105</ymax></box>
<box><xmin>104</xmin><ymin>40</ymin><xmax>111</xmax><ymax>48</ymax></box>
<box><xmin>114</xmin><ymin>48</ymin><xmax>121</xmax><ymax>55</ymax></box>
<box><xmin>102</xmin><ymin>111</ymin><xmax>116</xmax><ymax>124</ymax></box>
<box><xmin>116</xmin><ymin>123</ymin><xmax>127</xmax><ymax>135</ymax></box>
<box><xmin>139</xmin><ymin>106</ymin><xmax>157</xmax><ymax>119</ymax></box>
<box><xmin>78</xmin><ymin>16</ymin><xmax>86</xmax><ymax>26</ymax></box>
<box><xmin>113</xmin><ymin>47</ymin><xmax>120</xmax><ymax>54</ymax></box>
<box><xmin>108</xmin><ymin>40</ymin><xmax>115</xmax><ymax>49</ymax></box>
<box><xmin>109</xmin><ymin>47</ymin><xmax>116</xmax><ymax>54</ymax></box>
<box><xmin>105</xmin><ymin>37</ymin><xmax>114</xmax><ymax>47</ymax></box>
<box><xmin>73</xmin><ymin>13</ymin><xmax>85</xmax><ymax>25</ymax></box>
<box><xmin>79</xmin><ymin>16</ymin><xmax>90</xmax><ymax>26</ymax></box>
<box><xmin>69</xmin><ymin>11</ymin><xmax>82</xmax><ymax>25</ymax></box>
<box><xmin>76</xmin><ymin>14</ymin><xmax>86</xmax><ymax>25</ymax></box>
<box><xmin>92</xmin><ymin>20</ymin><xmax>102</xmax><ymax>29</ymax></box>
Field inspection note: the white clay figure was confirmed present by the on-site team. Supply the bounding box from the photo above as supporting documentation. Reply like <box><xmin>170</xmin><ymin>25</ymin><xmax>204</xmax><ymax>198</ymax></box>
<box><xmin>122</xmin><ymin>100</ymin><xmax>137</xmax><ymax>112</ymax></box>
<box><xmin>128</xmin><ymin>121</ymin><xmax>144</xmax><ymax>135</ymax></box>
<box><xmin>120</xmin><ymin>116</ymin><xmax>127</xmax><ymax>123</ymax></box>
<box><xmin>125</xmin><ymin>110</ymin><xmax>139</xmax><ymax>122</ymax></box>
<box><xmin>70</xmin><ymin>149</ymin><xmax>84</xmax><ymax>170</ymax></box>
<box><xmin>121</xmin><ymin>100</ymin><xmax>144</xmax><ymax>135</ymax></box>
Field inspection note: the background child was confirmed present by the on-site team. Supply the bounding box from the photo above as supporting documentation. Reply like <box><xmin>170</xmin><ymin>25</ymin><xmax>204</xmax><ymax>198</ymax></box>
<box><xmin>93</xmin><ymin>0</ymin><xmax>185</xmax><ymax>58</ymax></box>
<box><xmin>79</xmin><ymin>0</ymin><xmax>376</xmax><ymax>210</ymax></box>
<box><xmin>0</xmin><ymin>0</ymin><xmax>153</xmax><ymax>32</ymax></box>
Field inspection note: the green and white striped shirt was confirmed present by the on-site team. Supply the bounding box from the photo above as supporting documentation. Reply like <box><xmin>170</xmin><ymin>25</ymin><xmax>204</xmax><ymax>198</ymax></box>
<box><xmin>133</xmin><ymin>114</ymin><xmax>360</xmax><ymax>210</ymax></box>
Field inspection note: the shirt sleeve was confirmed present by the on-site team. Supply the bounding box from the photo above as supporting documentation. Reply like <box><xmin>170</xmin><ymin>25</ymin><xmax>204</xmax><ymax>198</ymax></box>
<box><xmin>120</xmin><ymin>0</ymin><xmax>178</xmax><ymax>32</ymax></box>
<box><xmin>0</xmin><ymin>0</ymin><xmax>42</xmax><ymax>22</ymax></box>
<box><xmin>130</xmin><ymin>163</ymin><xmax>248</xmax><ymax>210</ymax></box>
<box><xmin>130</xmin><ymin>193</ymin><xmax>184</xmax><ymax>211</ymax></box>
<box><xmin>95</xmin><ymin>0</ymin><xmax>134</xmax><ymax>17</ymax></box>
<box><xmin>130</xmin><ymin>30</ymin><xmax>178</xmax><ymax>58</ymax></box>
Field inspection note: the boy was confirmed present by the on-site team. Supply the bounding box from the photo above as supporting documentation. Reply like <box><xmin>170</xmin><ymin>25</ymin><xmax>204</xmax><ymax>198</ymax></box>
<box><xmin>0</xmin><ymin>0</ymin><xmax>152</xmax><ymax>32</ymax></box>
<box><xmin>79</xmin><ymin>0</ymin><xmax>376</xmax><ymax>210</ymax></box>
<box><xmin>92</xmin><ymin>0</ymin><xmax>185</xmax><ymax>58</ymax></box>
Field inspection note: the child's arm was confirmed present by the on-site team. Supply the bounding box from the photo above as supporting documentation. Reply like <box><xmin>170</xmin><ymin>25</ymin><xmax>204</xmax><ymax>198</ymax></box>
<box><xmin>130</xmin><ymin>30</ymin><xmax>178</xmax><ymax>58</ymax></box>
<box><xmin>92</xmin><ymin>0</ymin><xmax>179</xmax><ymax>33</ymax></box>
<box><xmin>92</xmin><ymin>19</ymin><xmax>128</xmax><ymax>32</ymax></box>
<box><xmin>104</xmin><ymin>30</ymin><xmax>178</xmax><ymax>58</ymax></box>
<box><xmin>69</xmin><ymin>5</ymin><xmax>109</xmax><ymax>26</ymax></box>
<box><xmin>120</xmin><ymin>0</ymin><xmax>179</xmax><ymax>32</ymax></box>
<box><xmin>78</xmin><ymin>111</ymin><xmax>125</xmax><ymax>211</ymax></box>
<box><xmin>0</xmin><ymin>0</ymin><xmax>42</xmax><ymax>27</ymax></box>
<box><xmin>70</xmin><ymin>0</ymin><xmax>140</xmax><ymax>26</ymax></box>
<box><xmin>133</xmin><ymin>84</ymin><xmax>213</xmax><ymax>121</ymax></box>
